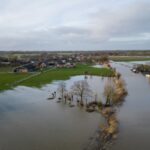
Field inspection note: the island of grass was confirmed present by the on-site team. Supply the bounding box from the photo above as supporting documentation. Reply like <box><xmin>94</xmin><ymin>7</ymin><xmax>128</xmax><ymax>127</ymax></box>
<box><xmin>0</xmin><ymin>64</ymin><xmax>114</xmax><ymax>91</ymax></box>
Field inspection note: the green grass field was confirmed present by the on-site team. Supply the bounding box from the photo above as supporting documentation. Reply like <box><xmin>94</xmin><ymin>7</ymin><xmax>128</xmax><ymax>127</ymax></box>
<box><xmin>0</xmin><ymin>73</ymin><xmax>30</xmax><ymax>91</ymax></box>
<box><xmin>0</xmin><ymin>64</ymin><xmax>114</xmax><ymax>91</ymax></box>
<box><xmin>110</xmin><ymin>56</ymin><xmax>150</xmax><ymax>62</ymax></box>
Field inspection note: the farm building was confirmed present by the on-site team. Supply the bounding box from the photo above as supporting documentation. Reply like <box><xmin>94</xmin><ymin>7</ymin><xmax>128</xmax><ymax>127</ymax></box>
<box><xmin>14</xmin><ymin>63</ymin><xmax>37</xmax><ymax>73</ymax></box>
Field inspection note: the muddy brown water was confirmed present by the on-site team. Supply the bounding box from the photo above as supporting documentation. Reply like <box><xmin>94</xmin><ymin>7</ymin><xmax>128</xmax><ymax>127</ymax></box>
<box><xmin>0</xmin><ymin>76</ymin><xmax>106</xmax><ymax>150</ymax></box>
<box><xmin>0</xmin><ymin>62</ymin><xmax>150</xmax><ymax>150</ymax></box>
<box><xmin>111</xmin><ymin>62</ymin><xmax>150</xmax><ymax>150</ymax></box>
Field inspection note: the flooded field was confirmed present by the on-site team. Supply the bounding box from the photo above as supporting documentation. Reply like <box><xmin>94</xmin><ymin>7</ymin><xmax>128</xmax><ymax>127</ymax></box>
<box><xmin>0</xmin><ymin>62</ymin><xmax>150</xmax><ymax>150</ymax></box>
<box><xmin>0</xmin><ymin>75</ymin><xmax>106</xmax><ymax>150</ymax></box>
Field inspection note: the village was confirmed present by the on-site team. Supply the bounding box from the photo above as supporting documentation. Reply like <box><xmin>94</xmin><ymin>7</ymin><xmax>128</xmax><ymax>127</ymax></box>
<box><xmin>0</xmin><ymin>53</ymin><xmax>80</xmax><ymax>73</ymax></box>
<box><xmin>0</xmin><ymin>51</ymin><xmax>112</xmax><ymax>73</ymax></box>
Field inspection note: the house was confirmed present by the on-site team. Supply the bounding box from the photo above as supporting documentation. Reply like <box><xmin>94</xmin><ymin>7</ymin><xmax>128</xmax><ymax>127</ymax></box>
<box><xmin>65</xmin><ymin>62</ymin><xmax>76</xmax><ymax>68</ymax></box>
<box><xmin>39</xmin><ymin>62</ymin><xmax>47</xmax><ymax>68</ymax></box>
<box><xmin>14</xmin><ymin>62</ymin><xmax>37</xmax><ymax>73</ymax></box>
<box><xmin>48</xmin><ymin>61</ymin><xmax>56</xmax><ymax>67</ymax></box>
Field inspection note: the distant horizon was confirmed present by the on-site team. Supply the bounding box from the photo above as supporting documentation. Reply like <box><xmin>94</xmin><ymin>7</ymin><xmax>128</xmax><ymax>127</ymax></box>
<box><xmin>0</xmin><ymin>49</ymin><xmax>150</xmax><ymax>52</ymax></box>
<box><xmin>0</xmin><ymin>0</ymin><xmax>150</xmax><ymax>50</ymax></box>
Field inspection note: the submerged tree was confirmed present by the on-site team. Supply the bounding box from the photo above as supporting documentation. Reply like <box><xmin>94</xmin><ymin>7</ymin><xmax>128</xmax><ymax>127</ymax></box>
<box><xmin>103</xmin><ymin>76</ymin><xmax>127</xmax><ymax>106</ymax></box>
<box><xmin>57</xmin><ymin>82</ymin><xmax>66</xmax><ymax>100</ymax></box>
<box><xmin>113</xmin><ymin>78</ymin><xmax>127</xmax><ymax>103</ymax></box>
<box><xmin>103</xmin><ymin>79</ymin><xmax>115</xmax><ymax>106</ymax></box>
<box><xmin>71</xmin><ymin>80</ymin><xmax>92</xmax><ymax>106</ymax></box>
<box><xmin>99</xmin><ymin>55</ymin><xmax>109</xmax><ymax>64</ymax></box>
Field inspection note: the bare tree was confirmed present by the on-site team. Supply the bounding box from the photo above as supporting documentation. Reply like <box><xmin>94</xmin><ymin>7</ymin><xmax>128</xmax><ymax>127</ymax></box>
<box><xmin>103</xmin><ymin>77</ymin><xmax>127</xmax><ymax>106</ymax></box>
<box><xmin>113</xmin><ymin>78</ymin><xmax>127</xmax><ymax>103</ymax></box>
<box><xmin>103</xmin><ymin>79</ymin><xmax>115</xmax><ymax>106</ymax></box>
<box><xmin>57</xmin><ymin>82</ymin><xmax>66</xmax><ymax>100</ymax></box>
<box><xmin>99</xmin><ymin>55</ymin><xmax>109</xmax><ymax>64</ymax></box>
<box><xmin>71</xmin><ymin>80</ymin><xmax>92</xmax><ymax>106</ymax></box>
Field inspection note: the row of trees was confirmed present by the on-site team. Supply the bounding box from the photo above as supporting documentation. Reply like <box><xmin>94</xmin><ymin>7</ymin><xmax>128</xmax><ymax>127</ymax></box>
<box><xmin>57</xmin><ymin>80</ymin><xmax>92</xmax><ymax>106</ymax></box>
<box><xmin>56</xmin><ymin>72</ymin><xmax>127</xmax><ymax>148</ymax></box>
<box><xmin>136</xmin><ymin>64</ymin><xmax>150</xmax><ymax>73</ymax></box>
<box><xmin>57</xmin><ymin>71</ymin><xmax>127</xmax><ymax>109</ymax></box>
<box><xmin>104</xmin><ymin>74</ymin><xmax>127</xmax><ymax>106</ymax></box>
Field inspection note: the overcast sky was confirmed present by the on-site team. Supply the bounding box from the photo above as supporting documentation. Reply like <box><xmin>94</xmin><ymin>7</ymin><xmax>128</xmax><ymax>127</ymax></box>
<box><xmin>0</xmin><ymin>0</ymin><xmax>150</xmax><ymax>51</ymax></box>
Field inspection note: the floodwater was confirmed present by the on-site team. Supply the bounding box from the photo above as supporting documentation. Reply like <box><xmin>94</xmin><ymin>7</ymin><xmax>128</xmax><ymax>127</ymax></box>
<box><xmin>1</xmin><ymin>62</ymin><xmax>150</xmax><ymax>150</ymax></box>
<box><xmin>111</xmin><ymin>62</ymin><xmax>150</xmax><ymax>150</ymax></box>
<box><xmin>0</xmin><ymin>75</ymin><xmax>106</xmax><ymax>150</ymax></box>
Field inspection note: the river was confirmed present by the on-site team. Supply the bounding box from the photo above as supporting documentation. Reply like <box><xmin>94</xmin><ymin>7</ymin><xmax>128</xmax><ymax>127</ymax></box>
<box><xmin>111</xmin><ymin>62</ymin><xmax>150</xmax><ymax>150</ymax></box>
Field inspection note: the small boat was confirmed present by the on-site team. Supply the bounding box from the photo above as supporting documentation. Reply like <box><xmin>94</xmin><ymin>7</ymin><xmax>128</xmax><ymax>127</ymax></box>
<box><xmin>146</xmin><ymin>74</ymin><xmax>150</xmax><ymax>78</ymax></box>
<box><xmin>131</xmin><ymin>68</ymin><xmax>138</xmax><ymax>73</ymax></box>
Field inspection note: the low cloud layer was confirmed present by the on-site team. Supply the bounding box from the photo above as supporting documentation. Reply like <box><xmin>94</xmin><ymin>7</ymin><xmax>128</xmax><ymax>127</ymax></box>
<box><xmin>0</xmin><ymin>0</ymin><xmax>150</xmax><ymax>50</ymax></box>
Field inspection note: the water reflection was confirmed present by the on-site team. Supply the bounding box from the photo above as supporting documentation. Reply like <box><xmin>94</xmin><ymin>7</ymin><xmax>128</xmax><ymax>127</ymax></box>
<box><xmin>1</xmin><ymin>61</ymin><xmax>150</xmax><ymax>150</ymax></box>
<box><xmin>0</xmin><ymin>75</ymin><xmax>106</xmax><ymax>150</ymax></box>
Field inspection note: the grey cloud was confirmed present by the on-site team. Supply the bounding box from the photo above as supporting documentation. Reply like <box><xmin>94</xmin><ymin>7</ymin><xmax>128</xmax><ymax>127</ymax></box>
<box><xmin>91</xmin><ymin>1</ymin><xmax>150</xmax><ymax>41</ymax></box>
<box><xmin>0</xmin><ymin>0</ymin><xmax>150</xmax><ymax>50</ymax></box>
<box><xmin>53</xmin><ymin>26</ymin><xmax>90</xmax><ymax>36</ymax></box>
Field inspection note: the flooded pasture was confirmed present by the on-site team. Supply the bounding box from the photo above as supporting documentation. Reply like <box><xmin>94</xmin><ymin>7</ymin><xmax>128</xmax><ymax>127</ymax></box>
<box><xmin>0</xmin><ymin>76</ymin><xmax>106</xmax><ymax>150</ymax></box>
<box><xmin>1</xmin><ymin>62</ymin><xmax>150</xmax><ymax>150</ymax></box>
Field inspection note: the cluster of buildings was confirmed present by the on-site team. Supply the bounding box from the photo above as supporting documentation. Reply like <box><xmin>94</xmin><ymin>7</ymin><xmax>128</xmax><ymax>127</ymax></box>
<box><xmin>13</xmin><ymin>57</ymin><xmax>76</xmax><ymax>73</ymax></box>
<box><xmin>0</xmin><ymin>52</ymin><xmax>111</xmax><ymax>73</ymax></box>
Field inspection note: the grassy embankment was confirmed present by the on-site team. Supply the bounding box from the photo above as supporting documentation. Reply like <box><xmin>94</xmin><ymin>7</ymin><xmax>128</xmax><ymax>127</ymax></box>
<box><xmin>110</xmin><ymin>56</ymin><xmax>150</xmax><ymax>62</ymax></box>
<box><xmin>0</xmin><ymin>64</ymin><xmax>114</xmax><ymax>91</ymax></box>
